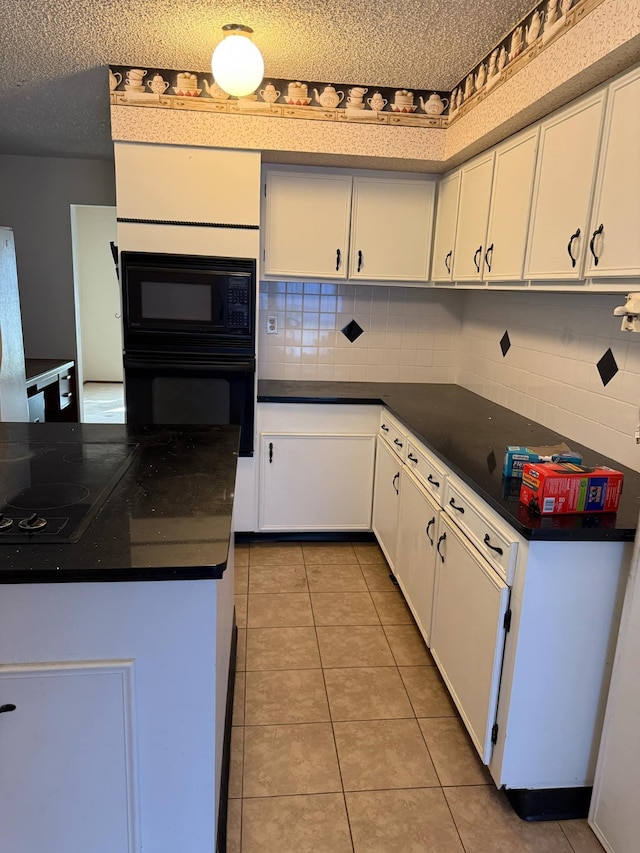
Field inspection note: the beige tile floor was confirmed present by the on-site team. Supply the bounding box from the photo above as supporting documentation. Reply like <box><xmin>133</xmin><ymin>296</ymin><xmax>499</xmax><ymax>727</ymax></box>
<box><xmin>82</xmin><ymin>382</ymin><xmax>125</xmax><ymax>423</ymax></box>
<box><xmin>229</xmin><ymin>541</ymin><xmax>605</xmax><ymax>853</ymax></box>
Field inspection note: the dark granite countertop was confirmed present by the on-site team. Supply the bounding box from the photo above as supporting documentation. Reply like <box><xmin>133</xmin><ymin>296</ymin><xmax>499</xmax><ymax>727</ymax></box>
<box><xmin>258</xmin><ymin>380</ymin><xmax>640</xmax><ymax>542</ymax></box>
<box><xmin>0</xmin><ymin>422</ymin><xmax>239</xmax><ymax>583</ymax></box>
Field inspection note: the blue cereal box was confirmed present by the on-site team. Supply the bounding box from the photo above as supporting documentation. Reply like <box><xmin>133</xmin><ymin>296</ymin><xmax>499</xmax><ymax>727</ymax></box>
<box><xmin>503</xmin><ymin>444</ymin><xmax>583</xmax><ymax>478</ymax></box>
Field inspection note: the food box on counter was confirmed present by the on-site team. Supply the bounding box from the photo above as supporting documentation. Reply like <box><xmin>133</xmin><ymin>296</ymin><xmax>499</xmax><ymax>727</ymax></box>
<box><xmin>503</xmin><ymin>443</ymin><xmax>583</xmax><ymax>478</ymax></box>
<box><xmin>519</xmin><ymin>462</ymin><xmax>623</xmax><ymax>515</ymax></box>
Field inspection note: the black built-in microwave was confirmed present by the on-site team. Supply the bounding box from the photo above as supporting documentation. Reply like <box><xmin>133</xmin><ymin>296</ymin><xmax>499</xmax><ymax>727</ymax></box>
<box><xmin>120</xmin><ymin>251</ymin><xmax>256</xmax><ymax>353</ymax></box>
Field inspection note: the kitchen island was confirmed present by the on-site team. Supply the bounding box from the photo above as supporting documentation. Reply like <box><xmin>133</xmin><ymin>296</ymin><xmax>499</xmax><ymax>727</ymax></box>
<box><xmin>0</xmin><ymin>422</ymin><xmax>239</xmax><ymax>853</ymax></box>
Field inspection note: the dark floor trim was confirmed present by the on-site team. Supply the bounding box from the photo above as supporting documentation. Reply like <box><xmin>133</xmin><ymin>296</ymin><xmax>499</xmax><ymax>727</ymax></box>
<box><xmin>216</xmin><ymin>617</ymin><xmax>237</xmax><ymax>853</ymax></box>
<box><xmin>235</xmin><ymin>531</ymin><xmax>376</xmax><ymax>544</ymax></box>
<box><xmin>505</xmin><ymin>786</ymin><xmax>592</xmax><ymax>821</ymax></box>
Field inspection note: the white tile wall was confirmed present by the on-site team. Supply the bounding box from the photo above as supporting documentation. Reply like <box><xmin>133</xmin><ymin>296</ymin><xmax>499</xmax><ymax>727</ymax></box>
<box><xmin>455</xmin><ymin>290</ymin><xmax>640</xmax><ymax>471</ymax></box>
<box><xmin>257</xmin><ymin>282</ymin><xmax>462</xmax><ymax>384</ymax></box>
<box><xmin>258</xmin><ymin>283</ymin><xmax>640</xmax><ymax>471</ymax></box>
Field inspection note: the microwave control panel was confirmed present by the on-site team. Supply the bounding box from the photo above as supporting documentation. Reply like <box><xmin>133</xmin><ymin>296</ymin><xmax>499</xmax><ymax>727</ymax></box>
<box><xmin>228</xmin><ymin>278</ymin><xmax>251</xmax><ymax>329</ymax></box>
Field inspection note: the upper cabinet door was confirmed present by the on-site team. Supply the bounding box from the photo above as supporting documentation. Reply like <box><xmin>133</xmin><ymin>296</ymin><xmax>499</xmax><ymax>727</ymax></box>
<box><xmin>431</xmin><ymin>171</ymin><xmax>462</xmax><ymax>282</ymax></box>
<box><xmin>585</xmin><ymin>67</ymin><xmax>640</xmax><ymax>278</ymax></box>
<box><xmin>524</xmin><ymin>91</ymin><xmax>606</xmax><ymax>280</ymax></box>
<box><xmin>349</xmin><ymin>177</ymin><xmax>436</xmax><ymax>281</ymax></box>
<box><xmin>485</xmin><ymin>128</ymin><xmax>539</xmax><ymax>281</ymax></box>
<box><xmin>452</xmin><ymin>153</ymin><xmax>494</xmax><ymax>281</ymax></box>
<box><xmin>263</xmin><ymin>171</ymin><xmax>352</xmax><ymax>278</ymax></box>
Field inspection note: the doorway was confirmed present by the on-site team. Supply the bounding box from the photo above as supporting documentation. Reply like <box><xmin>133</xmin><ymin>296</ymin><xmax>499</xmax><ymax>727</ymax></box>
<box><xmin>70</xmin><ymin>204</ymin><xmax>123</xmax><ymax>421</ymax></box>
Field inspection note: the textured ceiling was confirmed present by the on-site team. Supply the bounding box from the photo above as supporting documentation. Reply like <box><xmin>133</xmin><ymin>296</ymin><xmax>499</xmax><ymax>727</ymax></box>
<box><xmin>3</xmin><ymin>0</ymin><xmax>537</xmax><ymax>160</ymax></box>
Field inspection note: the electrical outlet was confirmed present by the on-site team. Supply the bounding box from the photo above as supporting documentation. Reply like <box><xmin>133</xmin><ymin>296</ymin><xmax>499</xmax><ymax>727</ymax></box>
<box><xmin>266</xmin><ymin>314</ymin><xmax>278</xmax><ymax>334</ymax></box>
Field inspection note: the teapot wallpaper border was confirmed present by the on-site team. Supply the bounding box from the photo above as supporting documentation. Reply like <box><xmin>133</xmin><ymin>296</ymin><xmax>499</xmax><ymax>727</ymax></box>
<box><xmin>109</xmin><ymin>0</ymin><xmax>601</xmax><ymax>131</ymax></box>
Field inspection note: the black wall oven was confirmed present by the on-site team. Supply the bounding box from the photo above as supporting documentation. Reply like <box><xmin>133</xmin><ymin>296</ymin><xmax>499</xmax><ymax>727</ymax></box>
<box><xmin>121</xmin><ymin>252</ymin><xmax>256</xmax><ymax>456</ymax></box>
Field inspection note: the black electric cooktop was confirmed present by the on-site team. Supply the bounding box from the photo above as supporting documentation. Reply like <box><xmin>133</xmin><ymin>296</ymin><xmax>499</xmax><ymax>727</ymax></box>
<box><xmin>0</xmin><ymin>440</ymin><xmax>139</xmax><ymax>543</ymax></box>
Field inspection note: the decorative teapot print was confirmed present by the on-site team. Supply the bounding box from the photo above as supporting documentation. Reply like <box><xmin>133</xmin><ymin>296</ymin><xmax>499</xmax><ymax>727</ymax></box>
<box><xmin>147</xmin><ymin>74</ymin><xmax>169</xmax><ymax>95</ymax></box>
<box><xmin>313</xmin><ymin>85</ymin><xmax>344</xmax><ymax>109</ymax></box>
<box><xmin>260</xmin><ymin>83</ymin><xmax>281</xmax><ymax>103</ymax></box>
<box><xmin>109</xmin><ymin>69</ymin><xmax>122</xmax><ymax>91</ymax></box>
<box><xmin>526</xmin><ymin>11</ymin><xmax>543</xmax><ymax>44</ymax></box>
<box><xmin>203</xmin><ymin>79</ymin><xmax>230</xmax><ymax>100</ymax></box>
<box><xmin>419</xmin><ymin>93</ymin><xmax>448</xmax><ymax>115</ymax></box>
<box><xmin>367</xmin><ymin>92</ymin><xmax>387</xmax><ymax>111</ymax></box>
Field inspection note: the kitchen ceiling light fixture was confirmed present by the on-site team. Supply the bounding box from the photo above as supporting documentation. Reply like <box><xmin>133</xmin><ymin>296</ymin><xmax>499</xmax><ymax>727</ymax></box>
<box><xmin>211</xmin><ymin>24</ymin><xmax>264</xmax><ymax>97</ymax></box>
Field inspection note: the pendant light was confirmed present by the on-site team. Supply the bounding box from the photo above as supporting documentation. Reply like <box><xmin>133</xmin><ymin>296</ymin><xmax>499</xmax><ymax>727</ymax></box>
<box><xmin>211</xmin><ymin>24</ymin><xmax>264</xmax><ymax>97</ymax></box>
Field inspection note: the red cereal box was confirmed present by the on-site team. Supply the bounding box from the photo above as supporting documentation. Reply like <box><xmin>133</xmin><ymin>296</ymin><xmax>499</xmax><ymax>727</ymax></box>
<box><xmin>519</xmin><ymin>462</ymin><xmax>623</xmax><ymax>515</ymax></box>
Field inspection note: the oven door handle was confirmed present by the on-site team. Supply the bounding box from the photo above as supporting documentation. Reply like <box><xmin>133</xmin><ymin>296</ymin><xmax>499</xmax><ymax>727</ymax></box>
<box><xmin>123</xmin><ymin>355</ymin><xmax>255</xmax><ymax>373</ymax></box>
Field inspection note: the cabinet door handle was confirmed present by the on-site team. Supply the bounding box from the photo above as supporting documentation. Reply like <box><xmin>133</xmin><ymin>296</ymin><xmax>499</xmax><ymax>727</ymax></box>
<box><xmin>484</xmin><ymin>243</ymin><xmax>493</xmax><ymax>272</ymax></box>
<box><xmin>393</xmin><ymin>438</ymin><xmax>403</xmax><ymax>449</ymax></box>
<box><xmin>473</xmin><ymin>245</ymin><xmax>482</xmax><ymax>272</ymax></box>
<box><xmin>381</xmin><ymin>424</ymin><xmax>389</xmax><ymax>432</ymax></box>
<box><xmin>408</xmin><ymin>452</ymin><xmax>418</xmax><ymax>463</ymax></box>
<box><xmin>62</xmin><ymin>392</ymin><xmax>73</xmax><ymax>398</ymax></box>
<box><xmin>444</xmin><ymin>250</ymin><xmax>452</xmax><ymax>274</ymax></box>
<box><xmin>483</xmin><ymin>533</ymin><xmax>504</xmax><ymax>555</ymax></box>
<box><xmin>336</xmin><ymin>248</ymin><xmax>341</xmax><ymax>271</ymax></box>
<box><xmin>427</xmin><ymin>473</ymin><xmax>440</xmax><ymax>488</ymax></box>
<box><xmin>392</xmin><ymin>472</ymin><xmax>399</xmax><ymax>495</ymax></box>
<box><xmin>268</xmin><ymin>442</ymin><xmax>273</xmax><ymax>464</ymax></box>
<box><xmin>357</xmin><ymin>249</ymin><xmax>363</xmax><ymax>273</ymax></box>
<box><xmin>0</xmin><ymin>704</ymin><xmax>16</xmax><ymax>714</ymax></box>
<box><xmin>589</xmin><ymin>223</ymin><xmax>603</xmax><ymax>266</ymax></box>
<box><xmin>426</xmin><ymin>517</ymin><xmax>435</xmax><ymax>545</ymax></box>
<box><xmin>61</xmin><ymin>374</ymin><xmax>71</xmax><ymax>381</ymax></box>
<box><xmin>567</xmin><ymin>228</ymin><xmax>581</xmax><ymax>268</ymax></box>
<box><xmin>436</xmin><ymin>532</ymin><xmax>446</xmax><ymax>563</ymax></box>
<box><xmin>449</xmin><ymin>497</ymin><xmax>465</xmax><ymax>513</ymax></box>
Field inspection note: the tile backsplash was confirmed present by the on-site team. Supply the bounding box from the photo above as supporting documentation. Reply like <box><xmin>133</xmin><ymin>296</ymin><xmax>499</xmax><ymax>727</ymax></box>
<box><xmin>258</xmin><ymin>282</ymin><xmax>640</xmax><ymax>471</ymax></box>
<box><xmin>258</xmin><ymin>281</ymin><xmax>461</xmax><ymax>383</ymax></box>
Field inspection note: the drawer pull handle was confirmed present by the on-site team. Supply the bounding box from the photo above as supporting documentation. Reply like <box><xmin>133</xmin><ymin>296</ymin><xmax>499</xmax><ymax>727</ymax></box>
<box><xmin>426</xmin><ymin>517</ymin><xmax>435</xmax><ymax>545</ymax></box>
<box><xmin>61</xmin><ymin>374</ymin><xmax>71</xmax><ymax>381</ymax></box>
<box><xmin>381</xmin><ymin>424</ymin><xmax>389</xmax><ymax>432</ymax></box>
<box><xmin>449</xmin><ymin>497</ymin><xmax>465</xmax><ymax>513</ymax></box>
<box><xmin>392</xmin><ymin>472</ymin><xmax>399</xmax><ymax>495</ymax></box>
<box><xmin>567</xmin><ymin>228</ymin><xmax>580</xmax><ymax>268</ymax></box>
<box><xmin>483</xmin><ymin>534</ymin><xmax>503</xmax><ymax>556</ymax></box>
<box><xmin>62</xmin><ymin>392</ymin><xmax>73</xmax><ymax>398</ymax></box>
<box><xmin>436</xmin><ymin>532</ymin><xmax>446</xmax><ymax>563</ymax></box>
<box><xmin>427</xmin><ymin>474</ymin><xmax>440</xmax><ymax>488</ymax></box>
<box><xmin>408</xmin><ymin>453</ymin><xmax>418</xmax><ymax>463</ymax></box>
<box><xmin>393</xmin><ymin>438</ymin><xmax>403</xmax><ymax>448</ymax></box>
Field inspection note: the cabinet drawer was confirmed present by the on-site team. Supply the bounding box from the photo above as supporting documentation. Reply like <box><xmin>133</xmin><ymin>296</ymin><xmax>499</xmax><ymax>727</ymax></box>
<box><xmin>378</xmin><ymin>411</ymin><xmax>406</xmax><ymax>460</ymax></box>
<box><xmin>443</xmin><ymin>479</ymin><xmax>518</xmax><ymax>584</ymax></box>
<box><xmin>405</xmin><ymin>439</ymin><xmax>446</xmax><ymax>505</ymax></box>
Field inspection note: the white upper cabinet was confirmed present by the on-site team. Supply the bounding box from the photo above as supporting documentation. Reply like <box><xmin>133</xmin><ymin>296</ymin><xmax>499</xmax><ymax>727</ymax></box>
<box><xmin>262</xmin><ymin>169</ymin><xmax>436</xmax><ymax>282</ymax></box>
<box><xmin>431</xmin><ymin>170</ymin><xmax>461</xmax><ymax>281</ymax></box>
<box><xmin>349</xmin><ymin>176</ymin><xmax>436</xmax><ymax>281</ymax></box>
<box><xmin>484</xmin><ymin>127</ymin><xmax>539</xmax><ymax>281</ymax></box>
<box><xmin>524</xmin><ymin>90</ymin><xmax>606</xmax><ymax>280</ymax></box>
<box><xmin>452</xmin><ymin>153</ymin><xmax>495</xmax><ymax>281</ymax></box>
<box><xmin>585</xmin><ymin>66</ymin><xmax>640</xmax><ymax>278</ymax></box>
<box><xmin>262</xmin><ymin>170</ymin><xmax>353</xmax><ymax>278</ymax></box>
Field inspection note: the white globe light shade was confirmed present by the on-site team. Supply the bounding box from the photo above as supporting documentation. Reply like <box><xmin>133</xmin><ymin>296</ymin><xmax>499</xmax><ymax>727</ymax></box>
<box><xmin>211</xmin><ymin>28</ymin><xmax>264</xmax><ymax>97</ymax></box>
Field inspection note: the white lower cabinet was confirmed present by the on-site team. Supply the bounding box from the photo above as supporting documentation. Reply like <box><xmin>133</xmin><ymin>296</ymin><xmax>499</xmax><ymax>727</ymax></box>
<box><xmin>430</xmin><ymin>513</ymin><xmax>510</xmax><ymax>763</ymax></box>
<box><xmin>0</xmin><ymin>662</ymin><xmax>136</xmax><ymax>852</ymax></box>
<box><xmin>257</xmin><ymin>403</ymin><xmax>379</xmax><ymax>532</ymax></box>
<box><xmin>372</xmin><ymin>436</ymin><xmax>402</xmax><ymax>571</ymax></box>
<box><xmin>395</xmin><ymin>468</ymin><xmax>440</xmax><ymax>645</ymax></box>
<box><xmin>259</xmin><ymin>433</ymin><xmax>375</xmax><ymax>530</ymax></box>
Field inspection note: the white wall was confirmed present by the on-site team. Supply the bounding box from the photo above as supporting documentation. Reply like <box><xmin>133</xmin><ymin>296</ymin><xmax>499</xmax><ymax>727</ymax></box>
<box><xmin>0</xmin><ymin>154</ymin><xmax>116</xmax><ymax>360</ymax></box>
<box><xmin>455</xmin><ymin>290</ymin><xmax>640</xmax><ymax>471</ymax></box>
